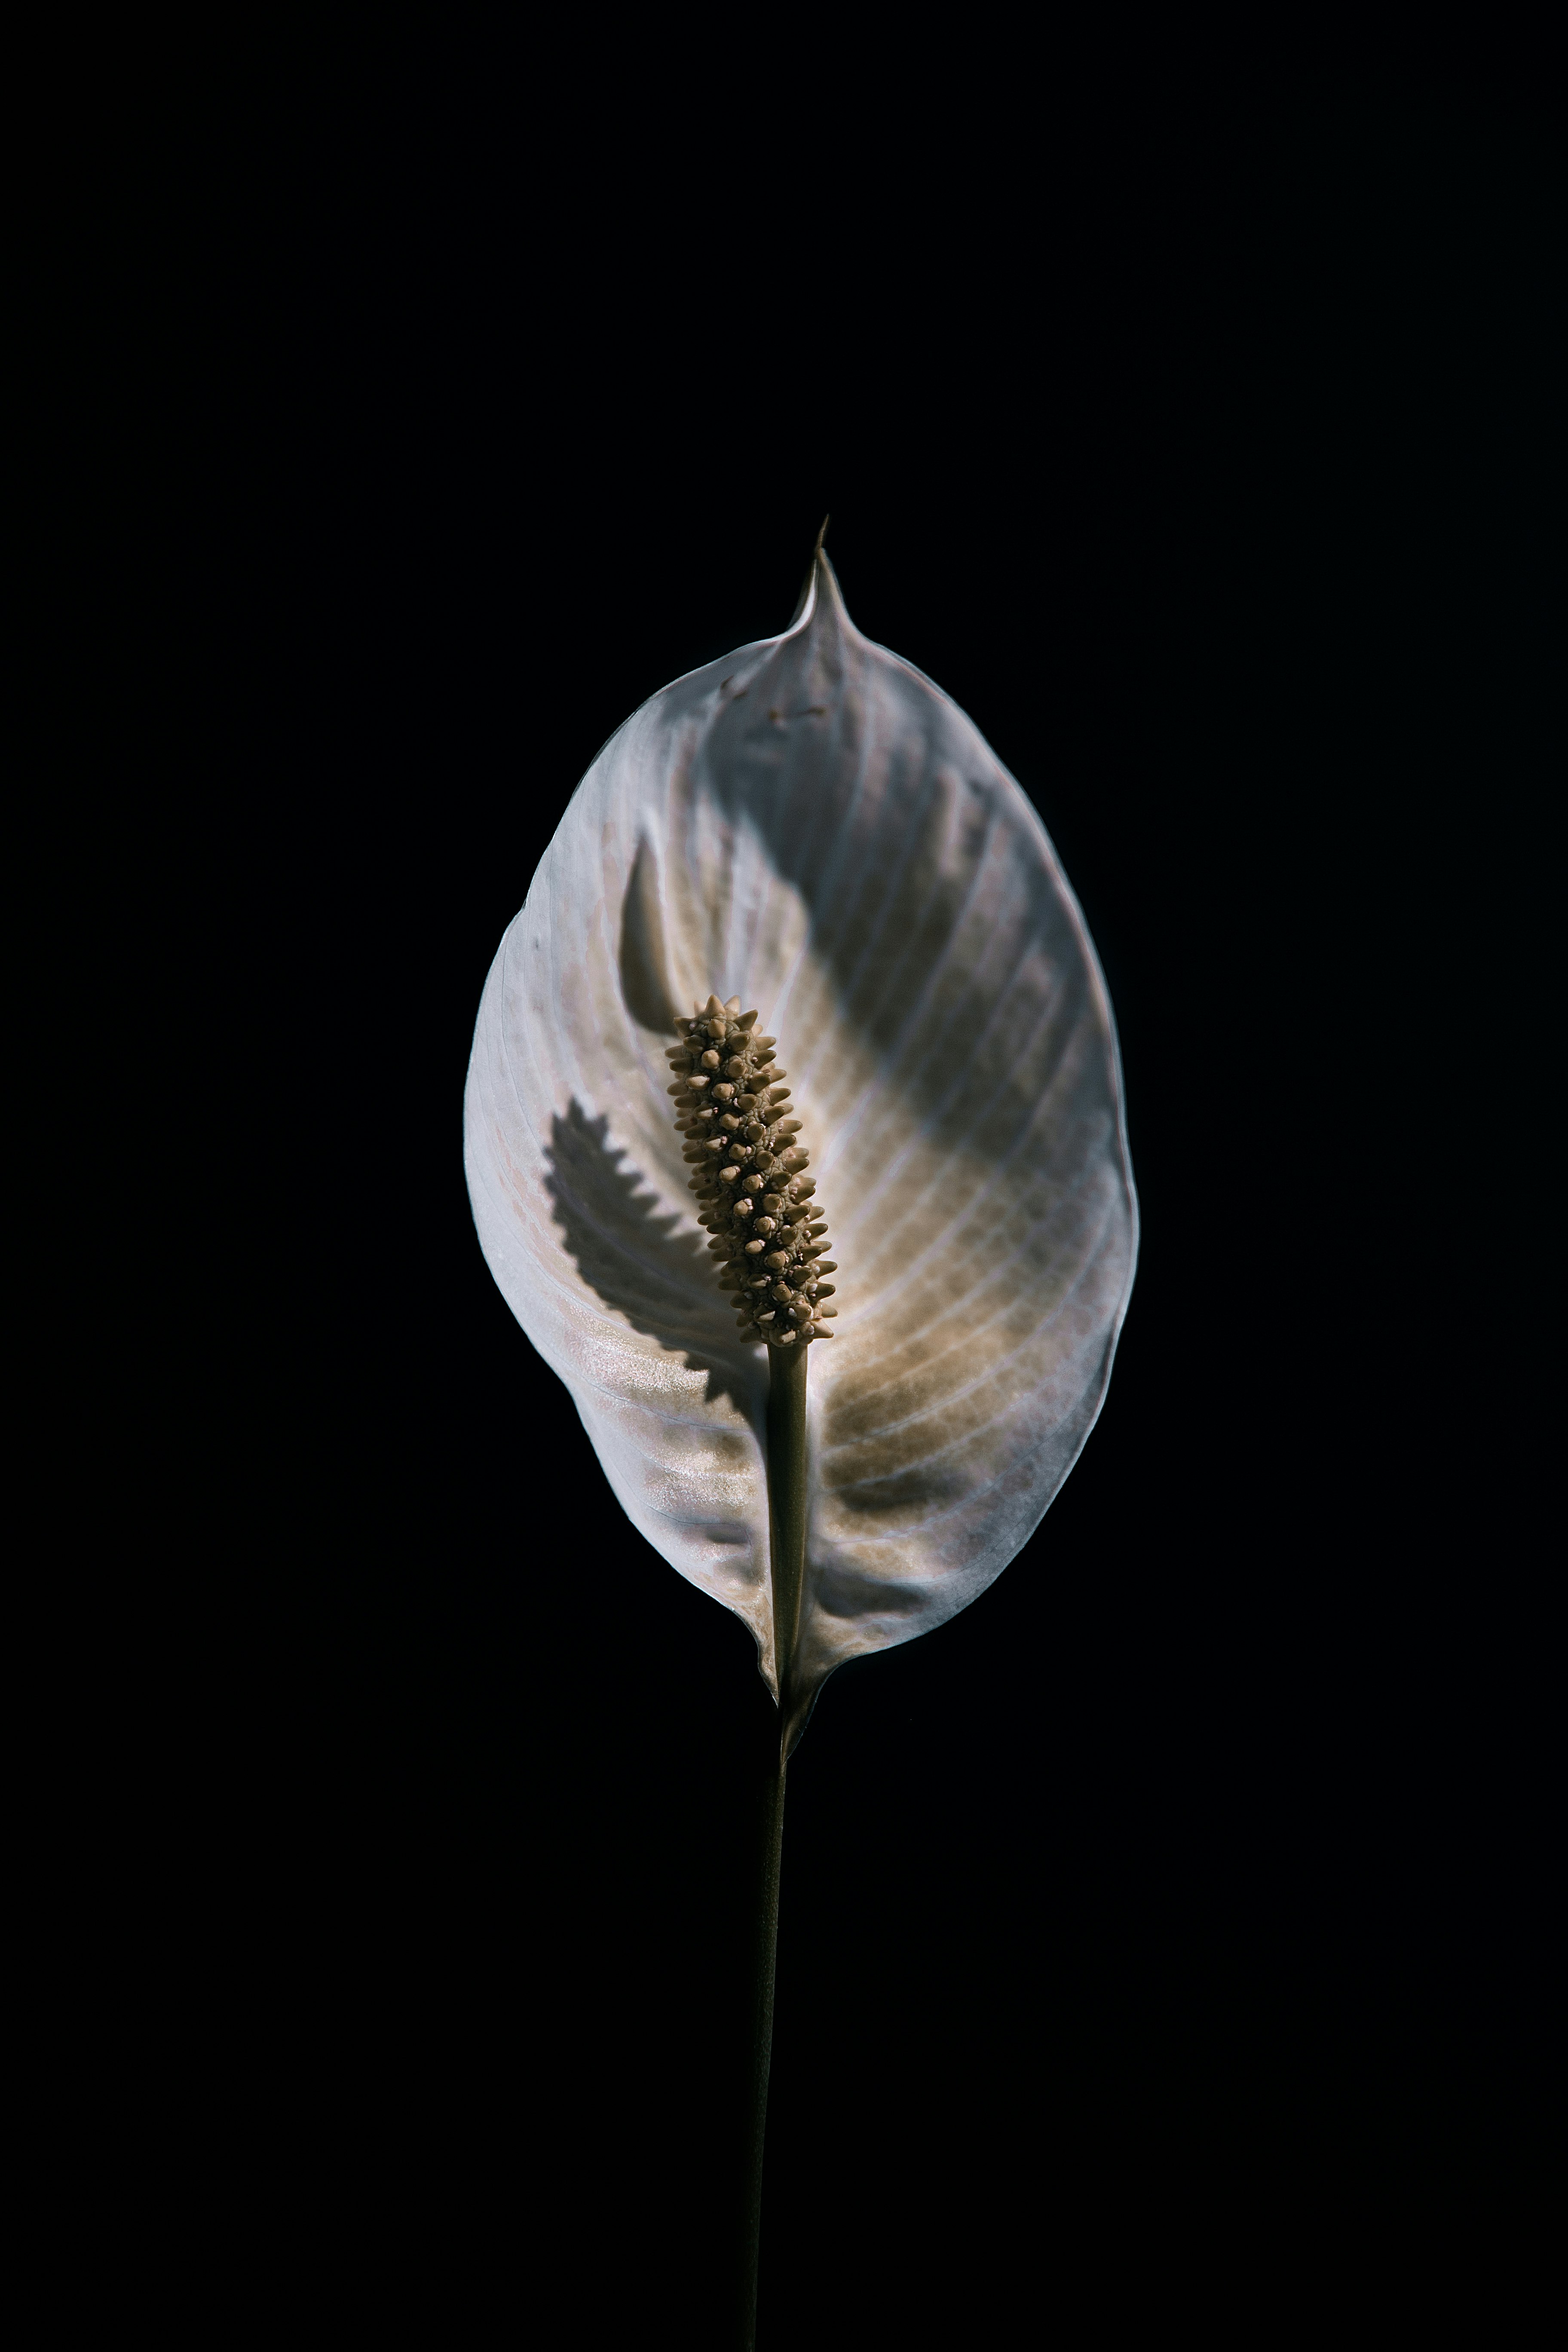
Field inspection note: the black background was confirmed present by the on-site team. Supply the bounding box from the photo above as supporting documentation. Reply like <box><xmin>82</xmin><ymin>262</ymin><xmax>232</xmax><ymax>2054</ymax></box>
<box><xmin>147</xmin><ymin>89</ymin><xmax>1554</xmax><ymax>2345</ymax></box>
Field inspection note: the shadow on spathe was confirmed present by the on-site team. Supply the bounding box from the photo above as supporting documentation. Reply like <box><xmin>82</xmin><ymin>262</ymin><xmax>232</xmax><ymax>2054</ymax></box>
<box><xmin>543</xmin><ymin>1099</ymin><xmax>765</xmax><ymax>1426</ymax></box>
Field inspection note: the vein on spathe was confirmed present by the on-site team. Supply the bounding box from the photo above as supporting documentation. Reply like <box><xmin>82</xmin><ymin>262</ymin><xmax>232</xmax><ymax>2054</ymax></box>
<box><xmin>853</xmin><ymin>1135</ymin><xmax>1112</xmax><ymax>1369</ymax></box>
<box><xmin>813</xmin><ymin>1332</ymin><xmax>1113</xmax><ymax>1555</ymax></box>
<box><xmin>814</xmin><ymin>791</ymin><xmax>1014</xmax><ymax>1183</ymax></box>
<box><xmin>849</xmin><ymin>981</ymin><xmax>1096</xmax><ymax>1302</ymax></box>
<box><xmin>806</xmin><ymin>745</ymin><xmax>955</xmax><ymax>1093</ymax></box>
<box><xmin>763</xmin><ymin>649</ymin><xmax>881</xmax><ymax>1051</ymax></box>
<box><xmin>841</xmin><ymin>1115</ymin><xmax>1118</xmax><ymax>1413</ymax></box>
<box><xmin>835</xmin><ymin>866</ymin><xmax>1034</xmax><ymax>1164</ymax></box>
<box><xmin>830</xmin><ymin>925</ymin><xmax>1057</xmax><ymax>1262</ymax></box>
<box><xmin>819</xmin><ymin>1182</ymin><xmax>1119</xmax><ymax>1449</ymax></box>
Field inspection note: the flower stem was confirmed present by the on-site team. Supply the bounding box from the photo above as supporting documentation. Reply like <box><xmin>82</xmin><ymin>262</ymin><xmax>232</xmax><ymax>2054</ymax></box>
<box><xmin>739</xmin><ymin>1734</ymin><xmax>784</xmax><ymax>2350</ymax></box>
<box><xmin>739</xmin><ymin>1341</ymin><xmax>808</xmax><ymax>2349</ymax></box>
<box><xmin>765</xmin><ymin>1341</ymin><xmax>809</xmax><ymax>1702</ymax></box>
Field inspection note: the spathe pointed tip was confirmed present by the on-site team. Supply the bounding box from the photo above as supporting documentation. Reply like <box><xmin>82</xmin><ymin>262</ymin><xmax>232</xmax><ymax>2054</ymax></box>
<box><xmin>787</xmin><ymin>514</ymin><xmax>851</xmax><ymax>635</ymax></box>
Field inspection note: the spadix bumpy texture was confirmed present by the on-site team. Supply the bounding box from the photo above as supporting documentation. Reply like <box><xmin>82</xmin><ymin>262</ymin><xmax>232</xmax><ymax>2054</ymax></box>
<box><xmin>670</xmin><ymin>993</ymin><xmax>838</xmax><ymax>1348</ymax></box>
<box><xmin>464</xmin><ymin>550</ymin><xmax>1137</xmax><ymax>1725</ymax></box>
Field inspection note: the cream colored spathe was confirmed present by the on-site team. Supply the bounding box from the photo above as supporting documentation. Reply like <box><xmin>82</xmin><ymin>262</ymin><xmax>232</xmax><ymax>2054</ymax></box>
<box><xmin>464</xmin><ymin>548</ymin><xmax>1137</xmax><ymax>1738</ymax></box>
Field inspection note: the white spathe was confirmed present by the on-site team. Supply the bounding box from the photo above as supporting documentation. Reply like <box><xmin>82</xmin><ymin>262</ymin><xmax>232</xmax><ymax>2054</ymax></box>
<box><xmin>465</xmin><ymin>551</ymin><xmax>1137</xmax><ymax>1735</ymax></box>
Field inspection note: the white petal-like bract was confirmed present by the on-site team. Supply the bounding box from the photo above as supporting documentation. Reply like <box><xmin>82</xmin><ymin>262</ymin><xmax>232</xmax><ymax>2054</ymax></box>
<box><xmin>465</xmin><ymin>552</ymin><xmax>1137</xmax><ymax>1733</ymax></box>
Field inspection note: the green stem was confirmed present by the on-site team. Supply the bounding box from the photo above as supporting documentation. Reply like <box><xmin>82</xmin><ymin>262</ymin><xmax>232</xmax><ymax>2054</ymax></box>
<box><xmin>765</xmin><ymin>1341</ymin><xmax>809</xmax><ymax>1707</ymax></box>
<box><xmin>740</xmin><ymin>1341</ymin><xmax>809</xmax><ymax>2350</ymax></box>
<box><xmin>739</xmin><ymin>1736</ymin><xmax>785</xmax><ymax>2351</ymax></box>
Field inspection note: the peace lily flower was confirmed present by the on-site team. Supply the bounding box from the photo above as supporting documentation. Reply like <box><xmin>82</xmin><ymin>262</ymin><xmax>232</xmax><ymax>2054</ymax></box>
<box><xmin>466</xmin><ymin>537</ymin><xmax>1136</xmax><ymax>2337</ymax></box>
<box><xmin>466</xmin><ymin>539</ymin><xmax>1136</xmax><ymax>1738</ymax></box>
